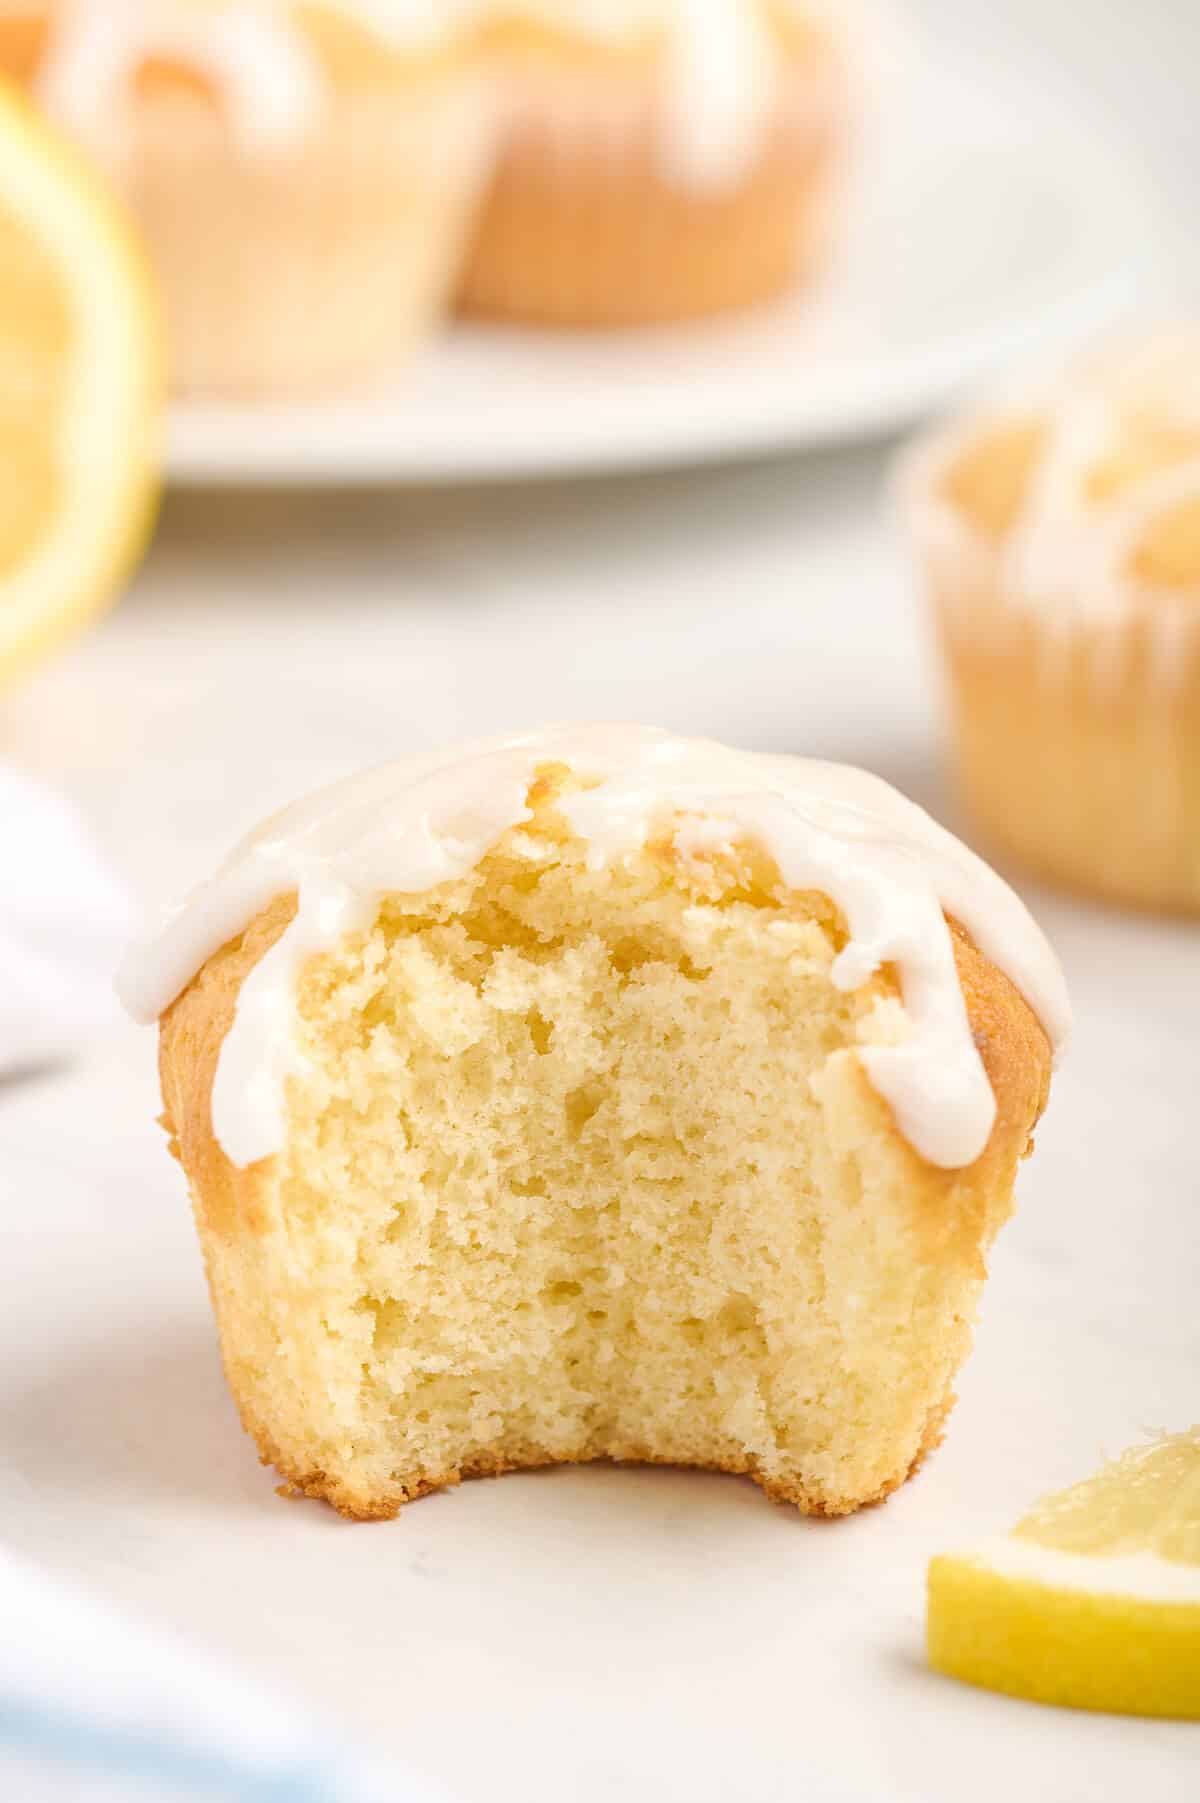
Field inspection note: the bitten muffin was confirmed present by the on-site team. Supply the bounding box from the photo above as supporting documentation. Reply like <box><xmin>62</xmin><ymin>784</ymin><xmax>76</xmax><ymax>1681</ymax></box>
<box><xmin>118</xmin><ymin>727</ymin><xmax>1066</xmax><ymax>1520</ymax></box>
<box><xmin>37</xmin><ymin>1</ymin><xmax>495</xmax><ymax>396</ymax></box>
<box><xmin>458</xmin><ymin>0</ymin><xmax>851</xmax><ymax>326</ymax></box>
<box><xmin>902</xmin><ymin>326</ymin><xmax>1200</xmax><ymax>913</ymax></box>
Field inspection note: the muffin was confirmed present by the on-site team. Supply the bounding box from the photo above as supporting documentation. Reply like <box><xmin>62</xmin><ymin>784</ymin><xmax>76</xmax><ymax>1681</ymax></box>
<box><xmin>119</xmin><ymin>728</ymin><xmax>1066</xmax><ymax>1520</ymax></box>
<box><xmin>457</xmin><ymin>1</ymin><xmax>851</xmax><ymax>326</ymax></box>
<box><xmin>903</xmin><ymin>326</ymin><xmax>1200</xmax><ymax>914</ymax></box>
<box><xmin>37</xmin><ymin>1</ymin><xmax>496</xmax><ymax>396</ymax></box>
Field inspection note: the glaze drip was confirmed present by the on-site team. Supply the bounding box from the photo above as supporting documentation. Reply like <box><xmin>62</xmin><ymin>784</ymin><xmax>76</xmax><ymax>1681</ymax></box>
<box><xmin>904</xmin><ymin>325</ymin><xmax>1200</xmax><ymax>690</ymax></box>
<box><xmin>118</xmin><ymin>725</ymin><xmax>1069</xmax><ymax>1172</ymax></box>
<box><xmin>38</xmin><ymin>0</ymin><xmax>838</xmax><ymax>182</ymax></box>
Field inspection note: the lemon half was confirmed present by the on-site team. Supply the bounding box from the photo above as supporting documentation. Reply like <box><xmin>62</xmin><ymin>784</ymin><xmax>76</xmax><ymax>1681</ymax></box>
<box><xmin>928</xmin><ymin>1429</ymin><xmax>1200</xmax><ymax>1719</ymax></box>
<box><xmin>0</xmin><ymin>83</ymin><xmax>161</xmax><ymax>688</ymax></box>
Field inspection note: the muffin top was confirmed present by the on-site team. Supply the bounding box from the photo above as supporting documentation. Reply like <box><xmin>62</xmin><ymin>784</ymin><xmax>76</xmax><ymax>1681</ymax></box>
<box><xmin>913</xmin><ymin>327</ymin><xmax>1200</xmax><ymax>634</ymax></box>
<box><xmin>473</xmin><ymin>1</ymin><xmax>831</xmax><ymax>59</ymax></box>
<box><xmin>38</xmin><ymin>1</ymin><xmax>484</xmax><ymax>145</ymax></box>
<box><xmin>119</xmin><ymin>724</ymin><xmax>1069</xmax><ymax>1172</ymax></box>
<box><xmin>476</xmin><ymin>1</ymin><xmax>844</xmax><ymax>187</ymax></box>
<box><xmin>39</xmin><ymin>1</ymin><xmax>845</xmax><ymax>178</ymax></box>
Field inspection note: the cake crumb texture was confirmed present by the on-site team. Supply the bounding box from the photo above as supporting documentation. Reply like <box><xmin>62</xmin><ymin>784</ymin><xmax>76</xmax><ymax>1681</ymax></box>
<box><xmin>160</xmin><ymin>782</ymin><xmax>1051</xmax><ymax>1519</ymax></box>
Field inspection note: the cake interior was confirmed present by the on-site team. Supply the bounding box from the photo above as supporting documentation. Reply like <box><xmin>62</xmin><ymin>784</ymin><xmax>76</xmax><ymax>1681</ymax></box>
<box><xmin>225</xmin><ymin>775</ymin><xmax>986</xmax><ymax>1516</ymax></box>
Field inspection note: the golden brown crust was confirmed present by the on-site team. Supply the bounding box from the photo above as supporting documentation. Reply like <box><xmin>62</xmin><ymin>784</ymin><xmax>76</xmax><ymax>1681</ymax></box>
<box><xmin>934</xmin><ymin>916</ymin><xmax>1051</xmax><ymax>1262</ymax></box>
<box><xmin>263</xmin><ymin>1384</ymin><xmax>957</xmax><ymax>1523</ymax></box>
<box><xmin>159</xmin><ymin>894</ymin><xmax>297</xmax><ymax>1243</ymax></box>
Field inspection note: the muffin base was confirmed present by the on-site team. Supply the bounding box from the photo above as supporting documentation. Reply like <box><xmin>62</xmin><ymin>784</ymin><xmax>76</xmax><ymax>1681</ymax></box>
<box><xmin>458</xmin><ymin>68</ymin><xmax>845</xmax><ymax>327</ymax></box>
<box><xmin>159</xmin><ymin>817</ymin><xmax>1051</xmax><ymax>1522</ymax></box>
<box><xmin>927</xmin><ymin>556</ymin><xmax>1200</xmax><ymax>914</ymax></box>
<box><xmin>87</xmin><ymin>85</ymin><xmax>492</xmax><ymax>398</ymax></box>
<box><xmin>211</xmin><ymin>1098</ymin><xmax>961</xmax><ymax>1518</ymax></box>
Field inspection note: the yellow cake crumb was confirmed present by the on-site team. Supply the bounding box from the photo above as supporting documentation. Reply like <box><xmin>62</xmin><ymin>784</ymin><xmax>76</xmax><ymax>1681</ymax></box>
<box><xmin>159</xmin><ymin>780</ymin><xmax>1051</xmax><ymax>1519</ymax></box>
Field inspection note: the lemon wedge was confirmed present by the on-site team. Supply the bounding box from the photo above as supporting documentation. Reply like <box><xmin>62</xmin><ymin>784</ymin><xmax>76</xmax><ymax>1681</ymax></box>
<box><xmin>0</xmin><ymin>83</ymin><xmax>161</xmax><ymax>689</ymax></box>
<box><xmin>928</xmin><ymin>1428</ymin><xmax>1200</xmax><ymax>1719</ymax></box>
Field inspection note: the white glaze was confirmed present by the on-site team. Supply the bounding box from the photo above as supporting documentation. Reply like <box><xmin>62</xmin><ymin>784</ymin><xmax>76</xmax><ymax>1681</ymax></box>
<box><xmin>659</xmin><ymin>0</ymin><xmax>777</xmax><ymax>187</ymax></box>
<box><xmin>37</xmin><ymin>0</ymin><xmax>490</xmax><ymax>147</ymax></box>
<box><xmin>494</xmin><ymin>0</ymin><xmax>841</xmax><ymax>188</ymax></box>
<box><xmin>118</xmin><ymin>724</ymin><xmax>1069</xmax><ymax>1171</ymax></box>
<box><xmin>39</xmin><ymin>0</ymin><xmax>325</xmax><ymax>149</ymax></box>
<box><xmin>38</xmin><ymin>1</ymin><xmax>837</xmax><ymax>183</ymax></box>
<box><xmin>902</xmin><ymin>325</ymin><xmax>1200</xmax><ymax>692</ymax></box>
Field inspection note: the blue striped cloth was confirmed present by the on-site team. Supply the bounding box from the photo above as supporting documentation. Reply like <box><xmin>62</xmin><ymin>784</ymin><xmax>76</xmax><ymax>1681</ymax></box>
<box><xmin>0</xmin><ymin>1551</ymin><xmax>433</xmax><ymax>1803</ymax></box>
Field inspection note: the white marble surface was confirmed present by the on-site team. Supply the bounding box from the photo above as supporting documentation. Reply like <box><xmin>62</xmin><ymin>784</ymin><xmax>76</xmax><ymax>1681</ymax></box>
<box><xmin>2</xmin><ymin>441</ymin><xmax>1198</xmax><ymax>1799</ymax></box>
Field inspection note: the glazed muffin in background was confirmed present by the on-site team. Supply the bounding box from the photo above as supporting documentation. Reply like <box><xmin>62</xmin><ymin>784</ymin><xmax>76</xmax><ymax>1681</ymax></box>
<box><xmin>37</xmin><ymin>1</ymin><xmax>496</xmax><ymax>397</ymax></box>
<box><xmin>458</xmin><ymin>1</ymin><xmax>852</xmax><ymax>327</ymax></box>
<box><xmin>903</xmin><ymin>327</ymin><xmax>1200</xmax><ymax>914</ymax></box>
<box><xmin>119</xmin><ymin>726</ymin><xmax>1066</xmax><ymax>1521</ymax></box>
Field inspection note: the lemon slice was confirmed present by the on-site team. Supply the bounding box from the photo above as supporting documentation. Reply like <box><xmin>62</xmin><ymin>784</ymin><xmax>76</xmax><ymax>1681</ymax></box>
<box><xmin>928</xmin><ymin>1429</ymin><xmax>1200</xmax><ymax>1719</ymax></box>
<box><xmin>0</xmin><ymin>84</ymin><xmax>161</xmax><ymax>689</ymax></box>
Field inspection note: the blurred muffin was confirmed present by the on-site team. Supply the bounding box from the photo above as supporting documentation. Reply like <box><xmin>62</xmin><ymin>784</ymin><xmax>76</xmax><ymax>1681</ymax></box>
<box><xmin>458</xmin><ymin>1</ymin><xmax>851</xmax><ymax>326</ymax></box>
<box><xmin>0</xmin><ymin>2</ymin><xmax>53</xmax><ymax>85</ymax></box>
<box><xmin>0</xmin><ymin>2</ymin><xmax>52</xmax><ymax>85</ymax></box>
<box><xmin>903</xmin><ymin>327</ymin><xmax>1200</xmax><ymax>914</ymax></box>
<box><xmin>120</xmin><ymin>726</ymin><xmax>1065</xmax><ymax>1519</ymax></box>
<box><xmin>38</xmin><ymin>1</ymin><xmax>496</xmax><ymax>396</ymax></box>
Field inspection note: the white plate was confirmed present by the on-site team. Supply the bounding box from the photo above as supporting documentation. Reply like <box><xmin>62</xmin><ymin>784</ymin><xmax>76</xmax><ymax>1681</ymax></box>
<box><xmin>167</xmin><ymin>54</ymin><xmax>1161</xmax><ymax>487</ymax></box>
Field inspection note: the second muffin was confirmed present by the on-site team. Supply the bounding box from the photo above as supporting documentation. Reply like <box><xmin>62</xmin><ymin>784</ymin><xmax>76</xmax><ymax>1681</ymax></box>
<box><xmin>39</xmin><ymin>1</ymin><xmax>496</xmax><ymax>397</ymax></box>
<box><xmin>903</xmin><ymin>327</ymin><xmax>1200</xmax><ymax>914</ymax></box>
<box><xmin>459</xmin><ymin>0</ymin><xmax>851</xmax><ymax>327</ymax></box>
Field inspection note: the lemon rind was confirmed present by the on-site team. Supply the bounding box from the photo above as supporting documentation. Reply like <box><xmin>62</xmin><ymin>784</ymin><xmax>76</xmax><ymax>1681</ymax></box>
<box><xmin>953</xmin><ymin>1534</ymin><xmax>1200</xmax><ymax>1602</ymax></box>
<box><xmin>0</xmin><ymin>83</ymin><xmax>163</xmax><ymax>687</ymax></box>
<box><xmin>928</xmin><ymin>1543</ymin><xmax>1200</xmax><ymax>1720</ymax></box>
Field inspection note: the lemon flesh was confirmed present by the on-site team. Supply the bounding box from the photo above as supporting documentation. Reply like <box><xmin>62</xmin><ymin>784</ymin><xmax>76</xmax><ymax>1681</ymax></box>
<box><xmin>928</xmin><ymin>1429</ymin><xmax>1200</xmax><ymax>1719</ymax></box>
<box><xmin>0</xmin><ymin>85</ymin><xmax>161</xmax><ymax>688</ymax></box>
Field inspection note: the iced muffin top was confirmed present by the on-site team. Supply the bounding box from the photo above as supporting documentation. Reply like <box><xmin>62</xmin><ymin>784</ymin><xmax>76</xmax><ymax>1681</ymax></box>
<box><xmin>910</xmin><ymin>327</ymin><xmax>1200</xmax><ymax>674</ymax></box>
<box><xmin>38</xmin><ymin>1</ymin><xmax>486</xmax><ymax>147</ymax></box>
<box><xmin>39</xmin><ymin>0</ymin><xmax>845</xmax><ymax>177</ymax></box>
<box><xmin>119</xmin><ymin>724</ymin><xmax>1069</xmax><ymax>1171</ymax></box>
